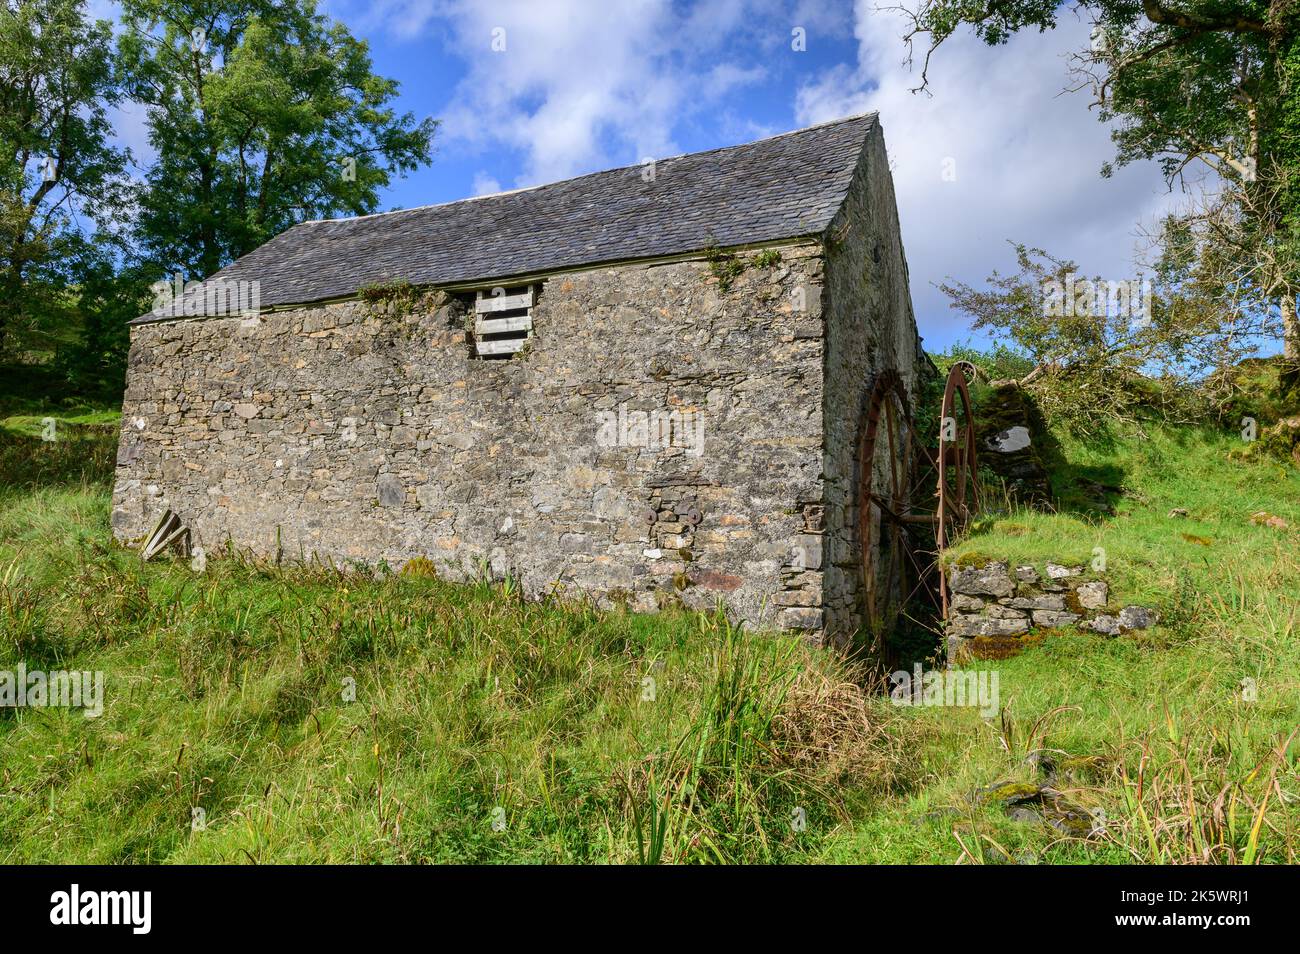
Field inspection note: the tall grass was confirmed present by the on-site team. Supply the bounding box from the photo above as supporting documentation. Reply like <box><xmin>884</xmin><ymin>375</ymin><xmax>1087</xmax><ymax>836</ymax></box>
<box><xmin>0</xmin><ymin>473</ymin><xmax>906</xmax><ymax>863</ymax></box>
<box><xmin>4</xmin><ymin>409</ymin><xmax>1299</xmax><ymax>864</ymax></box>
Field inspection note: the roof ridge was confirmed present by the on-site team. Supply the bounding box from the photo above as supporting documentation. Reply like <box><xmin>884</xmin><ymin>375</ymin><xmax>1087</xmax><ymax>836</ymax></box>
<box><xmin>296</xmin><ymin>112</ymin><xmax>879</xmax><ymax>228</ymax></box>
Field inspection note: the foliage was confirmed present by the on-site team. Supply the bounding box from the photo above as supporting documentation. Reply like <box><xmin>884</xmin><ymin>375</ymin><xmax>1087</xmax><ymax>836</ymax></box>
<box><xmin>116</xmin><ymin>0</ymin><xmax>437</xmax><ymax>279</ymax></box>
<box><xmin>0</xmin><ymin>0</ymin><xmax>133</xmax><ymax>356</ymax></box>
<box><xmin>897</xmin><ymin>0</ymin><xmax>1299</xmax><ymax>350</ymax></box>
<box><xmin>932</xmin><ymin>341</ymin><xmax>1036</xmax><ymax>383</ymax></box>
<box><xmin>704</xmin><ymin>244</ymin><xmax>746</xmax><ymax>293</ymax></box>
<box><xmin>54</xmin><ymin>260</ymin><xmax>154</xmax><ymax>395</ymax></box>
<box><xmin>938</xmin><ymin>243</ymin><xmax>1229</xmax><ymax>435</ymax></box>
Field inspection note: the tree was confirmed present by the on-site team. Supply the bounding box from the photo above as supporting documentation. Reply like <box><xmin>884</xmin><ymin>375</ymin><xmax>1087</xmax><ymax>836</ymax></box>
<box><xmin>0</xmin><ymin>0</ymin><xmax>131</xmax><ymax>356</ymax></box>
<box><xmin>117</xmin><ymin>0</ymin><xmax>437</xmax><ymax>280</ymax></box>
<box><xmin>896</xmin><ymin>0</ymin><xmax>1300</xmax><ymax>354</ymax></box>
<box><xmin>938</xmin><ymin>242</ymin><xmax>1261</xmax><ymax>433</ymax></box>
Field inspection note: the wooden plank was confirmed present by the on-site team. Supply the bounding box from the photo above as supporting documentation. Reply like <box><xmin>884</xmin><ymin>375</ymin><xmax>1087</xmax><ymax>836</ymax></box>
<box><xmin>475</xmin><ymin>289</ymin><xmax>534</xmax><ymax>314</ymax></box>
<box><xmin>148</xmin><ymin>523</ymin><xmax>189</xmax><ymax>559</ymax></box>
<box><xmin>141</xmin><ymin>509</ymin><xmax>174</xmax><ymax>555</ymax></box>
<box><xmin>142</xmin><ymin>511</ymin><xmax>181</xmax><ymax>560</ymax></box>
<box><xmin>475</xmin><ymin>314</ymin><xmax>533</xmax><ymax>335</ymax></box>
<box><xmin>476</xmin><ymin>337</ymin><xmax>528</xmax><ymax>356</ymax></box>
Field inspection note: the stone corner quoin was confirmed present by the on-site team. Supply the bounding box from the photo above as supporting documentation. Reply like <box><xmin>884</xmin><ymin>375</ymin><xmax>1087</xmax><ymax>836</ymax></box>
<box><xmin>111</xmin><ymin>116</ymin><xmax>924</xmax><ymax>645</ymax></box>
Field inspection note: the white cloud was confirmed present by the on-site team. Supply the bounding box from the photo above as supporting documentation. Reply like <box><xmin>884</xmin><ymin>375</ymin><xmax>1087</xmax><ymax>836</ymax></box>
<box><xmin>471</xmin><ymin>171</ymin><xmax>503</xmax><ymax>196</ymax></box>
<box><xmin>433</xmin><ymin>0</ymin><xmax>685</xmax><ymax>185</ymax></box>
<box><xmin>795</xmin><ymin>2</ymin><xmax>1199</xmax><ymax>347</ymax></box>
<box><xmin>336</xmin><ymin>0</ymin><xmax>776</xmax><ymax>187</ymax></box>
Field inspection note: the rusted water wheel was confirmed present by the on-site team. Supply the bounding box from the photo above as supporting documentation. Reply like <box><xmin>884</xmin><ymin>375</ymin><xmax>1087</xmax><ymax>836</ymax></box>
<box><xmin>935</xmin><ymin>362</ymin><xmax>979</xmax><ymax>613</ymax></box>
<box><xmin>857</xmin><ymin>370</ymin><xmax>915</xmax><ymax>642</ymax></box>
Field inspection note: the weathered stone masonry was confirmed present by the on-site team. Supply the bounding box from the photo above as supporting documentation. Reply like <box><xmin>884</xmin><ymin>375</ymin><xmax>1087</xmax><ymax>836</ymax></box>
<box><xmin>945</xmin><ymin>558</ymin><xmax>1157</xmax><ymax>663</ymax></box>
<box><xmin>112</xmin><ymin>114</ymin><xmax>923</xmax><ymax>643</ymax></box>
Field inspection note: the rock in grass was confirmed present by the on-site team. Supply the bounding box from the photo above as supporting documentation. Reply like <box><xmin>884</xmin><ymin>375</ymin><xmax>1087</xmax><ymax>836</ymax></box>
<box><xmin>1118</xmin><ymin>605</ymin><xmax>1156</xmax><ymax>630</ymax></box>
<box><xmin>976</xmin><ymin>779</ymin><xmax>1100</xmax><ymax>838</ymax></box>
<box><xmin>1085</xmin><ymin>614</ymin><xmax>1121</xmax><ymax>635</ymax></box>
<box><xmin>1250</xmin><ymin>511</ymin><xmax>1289</xmax><ymax>530</ymax></box>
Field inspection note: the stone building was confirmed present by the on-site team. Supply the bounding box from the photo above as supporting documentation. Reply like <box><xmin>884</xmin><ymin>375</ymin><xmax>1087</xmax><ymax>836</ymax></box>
<box><xmin>112</xmin><ymin>113</ymin><xmax>925</xmax><ymax>643</ymax></box>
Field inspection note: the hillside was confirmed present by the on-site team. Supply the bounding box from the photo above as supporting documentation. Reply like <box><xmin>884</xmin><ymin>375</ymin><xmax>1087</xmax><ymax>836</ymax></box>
<box><xmin>2</xmin><ymin>400</ymin><xmax>1298</xmax><ymax>863</ymax></box>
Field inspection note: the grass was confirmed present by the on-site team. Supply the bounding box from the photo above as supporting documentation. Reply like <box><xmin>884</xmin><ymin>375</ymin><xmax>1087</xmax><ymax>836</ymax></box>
<box><xmin>2</xmin><ymin>399</ymin><xmax>1298</xmax><ymax>864</ymax></box>
<box><xmin>0</xmin><ymin>418</ymin><xmax>909</xmax><ymax>864</ymax></box>
<box><xmin>896</xmin><ymin>421</ymin><xmax>1300</xmax><ymax>864</ymax></box>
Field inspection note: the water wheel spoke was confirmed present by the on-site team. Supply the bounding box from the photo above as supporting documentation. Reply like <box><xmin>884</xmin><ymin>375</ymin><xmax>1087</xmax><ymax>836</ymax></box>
<box><xmin>857</xmin><ymin>363</ymin><xmax>981</xmax><ymax>666</ymax></box>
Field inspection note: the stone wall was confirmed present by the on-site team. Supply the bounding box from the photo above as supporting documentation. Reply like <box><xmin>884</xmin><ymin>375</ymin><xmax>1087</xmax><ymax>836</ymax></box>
<box><xmin>945</xmin><ymin>558</ymin><xmax>1156</xmax><ymax>662</ymax></box>
<box><xmin>821</xmin><ymin>120</ymin><xmax>925</xmax><ymax>641</ymax></box>
<box><xmin>114</xmin><ymin>243</ymin><xmax>843</xmax><ymax>635</ymax></box>
<box><xmin>975</xmin><ymin>382</ymin><xmax>1052</xmax><ymax>506</ymax></box>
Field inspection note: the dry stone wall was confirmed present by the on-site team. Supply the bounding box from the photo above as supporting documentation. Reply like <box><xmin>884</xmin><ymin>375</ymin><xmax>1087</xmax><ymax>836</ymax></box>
<box><xmin>945</xmin><ymin>557</ymin><xmax>1157</xmax><ymax>662</ymax></box>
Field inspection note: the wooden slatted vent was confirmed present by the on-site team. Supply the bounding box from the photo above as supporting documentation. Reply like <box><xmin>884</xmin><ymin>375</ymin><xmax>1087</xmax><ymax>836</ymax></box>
<box><xmin>473</xmin><ymin>284</ymin><xmax>535</xmax><ymax>358</ymax></box>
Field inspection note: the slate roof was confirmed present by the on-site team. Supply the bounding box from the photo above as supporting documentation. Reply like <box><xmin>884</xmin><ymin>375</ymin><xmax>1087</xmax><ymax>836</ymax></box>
<box><xmin>136</xmin><ymin>112</ymin><xmax>877</xmax><ymax>322</ymax></box>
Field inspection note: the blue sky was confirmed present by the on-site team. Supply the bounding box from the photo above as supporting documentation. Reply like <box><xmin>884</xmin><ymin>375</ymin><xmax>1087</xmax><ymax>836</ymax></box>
<box><xmin>107</xmin><ymin>0</ymin><xmax>1209</xmax><ymax>352</ymax></box>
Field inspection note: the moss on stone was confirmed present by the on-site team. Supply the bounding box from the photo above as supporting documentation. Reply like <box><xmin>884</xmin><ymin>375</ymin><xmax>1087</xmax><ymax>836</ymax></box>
<box><xmin>978</xmin><ymin>781</ymin><xmax>1043</xmax><ymax>805</ymax></box>
<box><xmin>970</xmin><ymin>632</ymin><xmax>1043</xmax><ymax>659</ymax></box>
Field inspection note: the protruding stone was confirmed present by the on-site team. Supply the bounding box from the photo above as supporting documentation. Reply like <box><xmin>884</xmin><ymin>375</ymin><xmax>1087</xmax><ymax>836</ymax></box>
<box><xmin>376</xmin><ymin>475</ymin><xmax>405</xmax><ymax>507</ymax></box>
<box><xmin>793</xmin><ymin>533</ymin><xmax>823</xmax><ymax>570</ymax></box>
<box><xmin>951</xmin><ymin>594</ymin><xmax>985</xmax><ymax>613</ymax></box>
<box><xmin>949</xmin><ymin>560</ymin><xmax>1015</xmax><ymax>598</ymax></box>
<box><xmin>1014</xmin><ymin>565</ymin><xmax>1039</xmax><ymax>583</ymax></box>
<box><xmin>779</xmin><ymin>607</ymin><xmax>824</xmax><ymax>631</ymax></box>
<box><xmin>1084</xmin><ymin>614</ymin><xmax>1121</xmax><ymax>635</ymax></box>
<box><xmin>986</xmin><ymin>604</ymin><xmax>1027</xmax><ymax>620</ymax></box>
<box><xmin>1075</xmin><ymin>580</ymin><xmax>1108</xmax><ymax>610</ymax></box>
<box><xmin>1118</xmin><ymin>605</ymin><xmax>1156</xmax><ymax>630</ymax></box>
<box><xmin>1045</xmin><ymin>563</ymin><xmax>1083</xmax><ymax>579</ymax></box>
<box><xmin>986</xmin><ymin>426</ymin><xmax>1031</xmax><ymax>452</ymax></box>
<box><xmin>1007</xmin><ymin>593</ymin><xmax>1065</xmax><ymax>611</ymax></box>
<box><xmin>1032</xmin><ymin>610</ymin><xmax>1080</xmax><ymax>628</ymax></box>
<box><xmin>947</xmin><ymin>614</ymin><xmax>1029</xmax><ymax>637</ymax></box>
